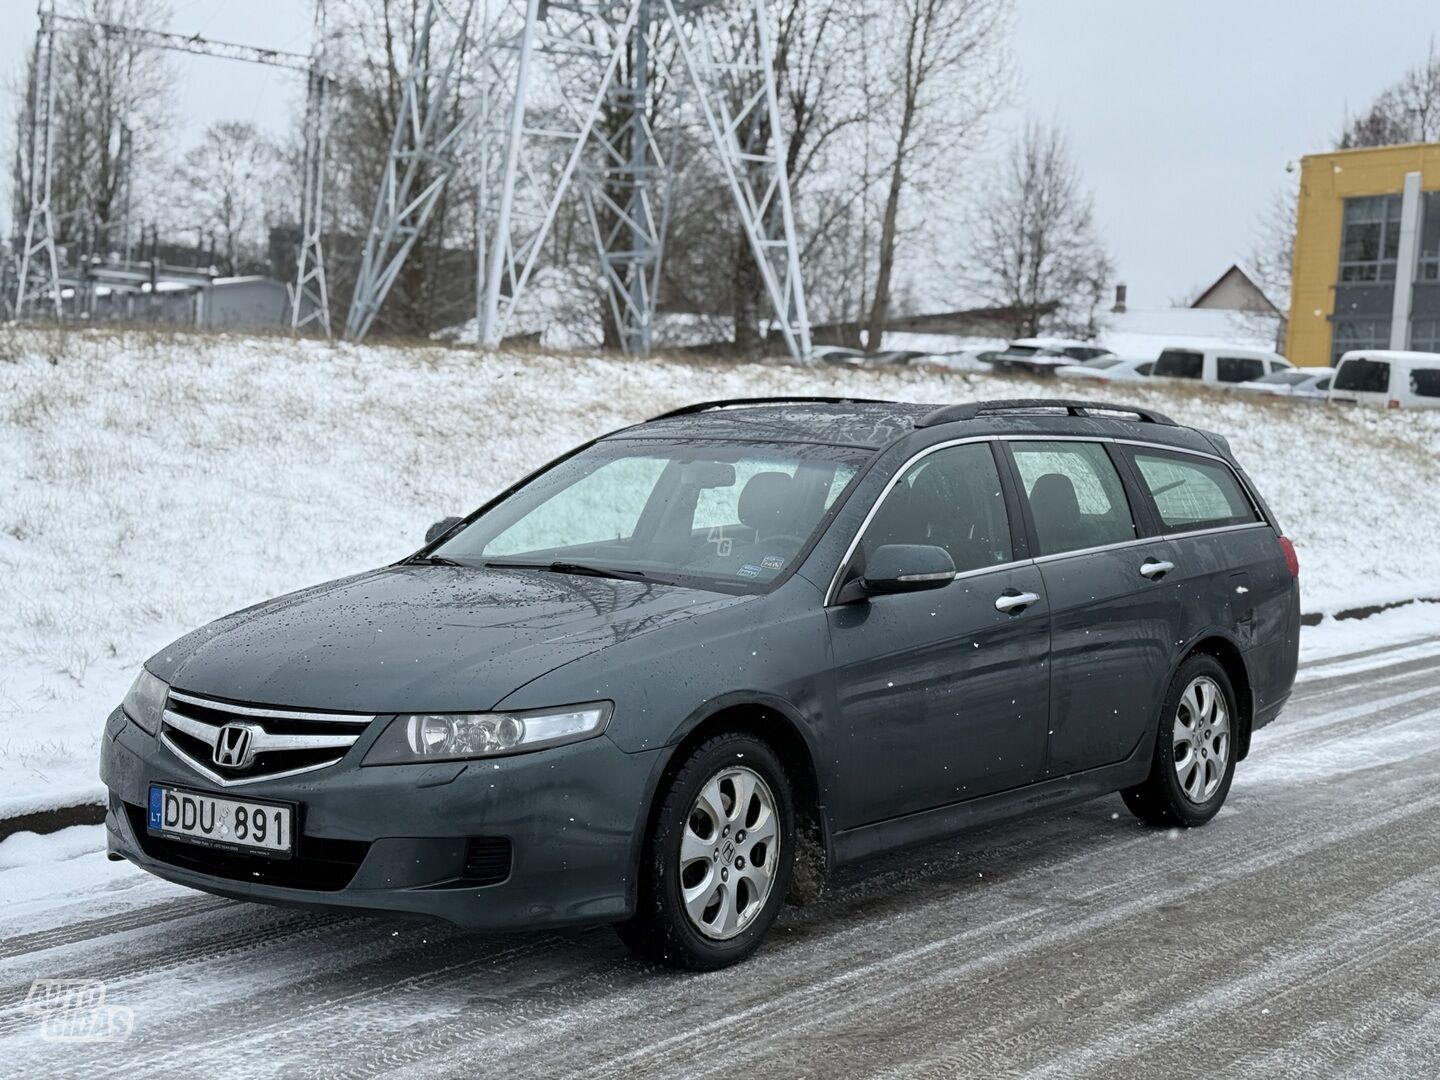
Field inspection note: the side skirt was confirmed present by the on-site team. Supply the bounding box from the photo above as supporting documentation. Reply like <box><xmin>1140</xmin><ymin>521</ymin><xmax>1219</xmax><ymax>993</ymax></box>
<box><xmin>829</xmin><ymin>743</ymin><xmax>1152</xmax><ymax>867</ymax></box>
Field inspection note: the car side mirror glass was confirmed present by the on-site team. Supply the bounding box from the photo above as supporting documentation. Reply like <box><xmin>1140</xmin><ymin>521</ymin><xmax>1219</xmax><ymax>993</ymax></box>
<box><xmin>425</xmin><ymin>516</ymin><xmax>464</xmax><ymax>545</ymax></box>
<box><xmin>857</xmin><ymin>544</ymin><xmax>957</xmax><ymax>598</ymax></box>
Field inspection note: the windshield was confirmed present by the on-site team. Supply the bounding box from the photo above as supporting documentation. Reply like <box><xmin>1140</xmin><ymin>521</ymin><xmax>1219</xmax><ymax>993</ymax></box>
<box><xmin>429</xmin><ymin>438</ymin><xmax>867</xmax><ymax>592</ymax></box>
<box><xmin>1083</xmin><ymin>358</ymin><xmax>1121</xmax><ymax>369</ymax></box>
<box><xmin>1256</xmin><ymin>371</ymin><xmax>1309</xmax><ymax>386</ymax></box>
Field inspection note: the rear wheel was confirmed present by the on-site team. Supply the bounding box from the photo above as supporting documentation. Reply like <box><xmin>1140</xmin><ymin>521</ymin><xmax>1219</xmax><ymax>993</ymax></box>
<box><xmin>1122</xmin><ymin>654</ymin><xmax>1237</xmax><ymax>828</ymax></box>
<box><xmin>616</xmin><ymin>732</ymin><xmax>794</xmax><ymax>970</ymax></box>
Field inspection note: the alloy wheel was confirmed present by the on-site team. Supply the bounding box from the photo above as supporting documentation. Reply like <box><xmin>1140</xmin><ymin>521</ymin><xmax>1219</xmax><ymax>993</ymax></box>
<box><xmin>1173</xmin><ymin>675</ymin><xmax>1230</xmax><ymax>804</ymax></box>
<box><xmin>678</xmin><ymin>766</ymin><xmax>781</xmax><ymax>940</ymax></box>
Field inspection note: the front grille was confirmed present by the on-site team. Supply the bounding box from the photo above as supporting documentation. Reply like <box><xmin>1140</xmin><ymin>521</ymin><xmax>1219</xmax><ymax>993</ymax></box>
<box><xmin>126</xmin><ymin>803</ymin><xmax>368</xmax><ymax>891</ymax></box>
<box><xmin>463</xmin><ymin>837</ymin><xmax>513</xmax><ymax>885</ymax></box>
<box><xmin>161</xmin><ymin>689</ymin><xmax>374</xmax><ymax>786</ymax></box>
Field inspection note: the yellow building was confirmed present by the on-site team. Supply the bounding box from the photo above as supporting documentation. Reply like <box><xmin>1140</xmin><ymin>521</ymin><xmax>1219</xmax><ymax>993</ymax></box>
<box><xmin>1289</xmin><ymin>142</ymin><xmax>1440</xmax><ymax>366</ymax></box>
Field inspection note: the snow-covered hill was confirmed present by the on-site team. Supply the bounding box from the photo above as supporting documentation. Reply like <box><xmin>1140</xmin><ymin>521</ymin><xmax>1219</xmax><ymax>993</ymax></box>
<box><xmin>3</xmin><ymin>328</ymin><xmax>1438</xmax><ymax>816</ymax></box>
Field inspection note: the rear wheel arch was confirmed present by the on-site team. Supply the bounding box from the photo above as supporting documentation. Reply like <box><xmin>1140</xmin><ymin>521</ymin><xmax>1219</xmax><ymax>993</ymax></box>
<box><xmin>1184</xmin><ymin>635</ymin><xmax>1255</xmax><ymax>760</ymax></box>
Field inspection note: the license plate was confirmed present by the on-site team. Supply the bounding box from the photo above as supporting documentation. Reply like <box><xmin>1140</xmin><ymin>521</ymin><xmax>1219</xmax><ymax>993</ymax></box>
<box><xmin>147</xmin><ymin>785</ymin><xmax>294</xmax><ymax>858</ymax></box>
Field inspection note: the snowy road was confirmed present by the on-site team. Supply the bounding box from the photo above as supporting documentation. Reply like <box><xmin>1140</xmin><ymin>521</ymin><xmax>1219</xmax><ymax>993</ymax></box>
<box><xmin>4</xmin><ymin>633</ymin><xmax>1440</xmax><ymax>1079</ymax></box>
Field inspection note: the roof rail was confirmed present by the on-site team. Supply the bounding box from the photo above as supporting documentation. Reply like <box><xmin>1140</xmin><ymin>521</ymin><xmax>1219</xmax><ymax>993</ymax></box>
<box><xmin>916</xmin><ymin>398</ymin><xmax>1177</xmax><ymax>429</ymax></box>
<box><xmin>646</xmin><ymin>395</ymin><xmax>893</xmax><ymax>423</ymax></box>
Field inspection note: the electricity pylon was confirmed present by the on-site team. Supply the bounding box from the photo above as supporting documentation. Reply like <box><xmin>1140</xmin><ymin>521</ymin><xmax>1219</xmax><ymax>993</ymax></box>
<box><xmin>347</xmin><ymin>0</ymin><xmax>811</xmax><ymax>360</ymax></box>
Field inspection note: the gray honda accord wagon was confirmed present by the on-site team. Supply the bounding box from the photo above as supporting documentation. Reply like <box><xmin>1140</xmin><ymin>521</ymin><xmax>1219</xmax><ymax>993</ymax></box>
<box><xmin>101</xmin><ymin>397</ymin><xmax>1300</xmax><ymax>969</ymax></box>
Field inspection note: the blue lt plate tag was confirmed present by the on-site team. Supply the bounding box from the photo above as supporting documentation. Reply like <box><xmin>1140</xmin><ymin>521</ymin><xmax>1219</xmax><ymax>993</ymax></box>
<box><xmin>148</xmin><ymin>785</ymin><xmax>163</xmax><ymax>829</ymax></box>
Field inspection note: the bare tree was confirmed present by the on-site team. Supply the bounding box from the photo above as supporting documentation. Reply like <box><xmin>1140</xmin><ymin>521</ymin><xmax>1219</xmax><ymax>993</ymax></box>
<box><xmin>9</xmin><ymin>0</ymin><xmax>175</xmax><ymax>259</ymax></box>
<box><xmin>964</xmin><ymin>119</ymin><xmax>1112</xmax><ymax>339</ymax></box>
<box><xmin>861</xmin><ymin>0</ymin><xmax>1010</xmax><ymax>350</ymax></box>
<box><xmin>174</xmin><ymin>122</ymin><xmax>278</xmax><ymax>275</ymax></box>
<box><xmin>1338</xmin><ymin>41</ymin><xmax>1440</xmax><ymax>148</ymax></box>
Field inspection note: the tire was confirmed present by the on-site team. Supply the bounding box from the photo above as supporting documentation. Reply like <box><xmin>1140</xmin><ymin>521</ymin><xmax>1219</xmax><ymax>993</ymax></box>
<box><xmin>1122</xmin><ymin>654</ymin><xmax>1238</xmax><ymax>828</ymax></box>
<box><xmin>615</xmin><ymin>732</ymin><xmax>795</xmax><ymax>970</ymax></box>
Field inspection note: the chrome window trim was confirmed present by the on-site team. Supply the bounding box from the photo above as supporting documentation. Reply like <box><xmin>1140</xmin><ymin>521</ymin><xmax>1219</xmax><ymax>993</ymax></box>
<box><xmin>167</xmin><ymin>689</ymin><xmax>375</xmax><ymax>725</ymax></box>
<box><xmin>823</xmin><ymin>433</ymin><xmax>1270</xmax><ymax>606</ymax></box>
<box><xmin>1029</xmin><ymin>521</ymin><xmax>1270</xmax><ymax>566</ymax></box>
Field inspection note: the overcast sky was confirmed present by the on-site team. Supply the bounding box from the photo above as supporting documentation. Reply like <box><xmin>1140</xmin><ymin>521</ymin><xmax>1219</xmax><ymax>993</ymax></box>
<box><xmin>3</xmin><ymin>0</ymin><xmax>1438</xmax><ymax>309</ymax></box>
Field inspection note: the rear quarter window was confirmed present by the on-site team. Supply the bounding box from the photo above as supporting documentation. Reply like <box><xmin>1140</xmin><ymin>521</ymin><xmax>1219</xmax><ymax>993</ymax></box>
<box><xmin>1334</xmin><ymin>358</ymin><xmax>1391</xmax><ymax>393</ymax></box>
<box><xmin>1154</xmin><ymin>350</ymin><xmax>1204</xmax><ymax>379</ymax></box>
<box><xmin>1131</xmin><ymin>451</ymin><xmax>1259</xmax><ymax>534</ymax></box>
<box><xmin>1411</xmin><ymin>368</ymin><xmax>1440</xmax><ymax>398</ymax></box>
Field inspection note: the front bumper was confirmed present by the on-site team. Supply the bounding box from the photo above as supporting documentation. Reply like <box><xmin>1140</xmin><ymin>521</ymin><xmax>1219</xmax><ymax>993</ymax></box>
<box><xmin>100</xmin><ymin>707</ymin><xmax>665</xmax><ymax>930</ymax></box>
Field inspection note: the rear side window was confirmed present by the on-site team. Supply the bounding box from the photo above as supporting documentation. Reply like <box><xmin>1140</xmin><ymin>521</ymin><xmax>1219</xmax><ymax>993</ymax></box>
<box><xmin>1334</xmin><ymin>358</ymin><xmax>1391</xmax><ymax>393</ymax></box>
<box><xmin>1411</xmin><ymin>368</ymin><xmax>1440</xmax><ymax>398</ymax></box>
<box><xmin>1216</xmin><ymin>356</ymin><xmax>1265</xmax><ymax>383</ymax></box>
<box><xmin>1154</xmin><ymin>349</ymin><xmax>1203</xmax><ymax>379</ymax></box>
<box><xmin>860</xmin><ymin>443</ymin><xmax>1012</xmax><ymax>574</ymax></box>
<box><xmin>1131</xmin><ymin>451</ymin><xmax>1259</xmax><ymax>534</ymax></box>
<box><xmin>1011</xmin><ymin>442</ymin><xmax>1136</xmax><ymax>556</ymax></box>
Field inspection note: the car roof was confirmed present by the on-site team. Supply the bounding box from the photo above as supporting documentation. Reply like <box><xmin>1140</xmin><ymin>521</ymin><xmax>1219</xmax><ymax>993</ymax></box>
<box><xmin>1009</xmin><ymin>337</ymin><xmax>1092</xmax><ymax>348</ymax></box>
<box><xmin>1338</xmin><ymin>349</ymin><xmax>1440</xmax><ymax>366</ymax></box>
<box><xmin>613</xmin><ymin>397</ymin><xmax>1223</xmax><ymax>455</ymax></box>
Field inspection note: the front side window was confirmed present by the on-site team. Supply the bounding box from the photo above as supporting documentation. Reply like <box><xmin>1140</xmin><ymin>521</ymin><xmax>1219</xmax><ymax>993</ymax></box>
<box><xmin>1216</xmin><ymin>356</ymin><xmax>1266</xmax><ymax>383</ymax></box>
<box><xmin>1154</xmin><ymin>349</ymin><xmax>1204</xmax><ymax>379</ymax></box>
<box><xmin>1010</xmin><ymin>442</ymin><xmax>1136</xmax><ymax>556</ymax></box>
<box><xmin>1132</xmin><ymin>451</ymin><xmax>1258</xmax><ymax>534</ymax></box>
<box><xmin>1333</xmin><ymin>356</ymin><xmax>1392</xmax><ymax>393</ymax></box>
<box><xmin>433</xmin><ymin>438</ymin><xmax>864</xmax><ymax>592</ymax></box>
<box><xmin>858</xmin><ymin>443</ymin><xmax>1012</xmax><ymax>575</ymax></box>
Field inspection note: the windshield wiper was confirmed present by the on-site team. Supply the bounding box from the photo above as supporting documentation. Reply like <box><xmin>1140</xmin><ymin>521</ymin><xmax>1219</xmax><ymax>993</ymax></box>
<box><xmin>484</xmin><ymin>560</ymin><xmax>669</xmax><ymax>585</ymax></box>
<box><xmin>413</xmin><ymin>554</ymin><xmax>473</xmax><ymax>567</ymax></box>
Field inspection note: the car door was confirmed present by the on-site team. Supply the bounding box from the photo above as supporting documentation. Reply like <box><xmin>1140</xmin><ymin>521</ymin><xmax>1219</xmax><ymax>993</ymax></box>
<box><xmin>825</xmin><ymin>440</ymin><xmax>1050</xmax><ymax>827</ymax></box>
<box><xmin>1122</xmin><ymin>445</ymin><xmax>1287</xmax><ymax>653</ymax></box>
<box><xmin>1004</xmin><ymin>439</ymin><xmax>1175</xmax><ymax>776</ymax></box>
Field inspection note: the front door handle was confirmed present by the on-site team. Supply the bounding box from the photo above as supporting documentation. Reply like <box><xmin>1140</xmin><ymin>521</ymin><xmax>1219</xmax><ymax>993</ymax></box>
<box><xmin>1140</xmin><ymin>559</ymin><xmax>1175</xmax><ymax>579</ymax></box>
<box><xmin>995</xmin><ymin>591</ymin><xmax>1040</xmax><ymax>613</ymax></box>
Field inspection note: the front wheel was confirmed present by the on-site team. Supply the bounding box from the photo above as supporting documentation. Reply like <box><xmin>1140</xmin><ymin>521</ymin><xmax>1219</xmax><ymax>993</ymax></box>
<box><xmin>615</xmin><ymin>732</ymin><xmax>794</xmax><ymax>970</ymax></box>
<box><xmin>1122</xmin><ymin>654</ymin><xmax>1238</xmax><ymax>828</ymax></box>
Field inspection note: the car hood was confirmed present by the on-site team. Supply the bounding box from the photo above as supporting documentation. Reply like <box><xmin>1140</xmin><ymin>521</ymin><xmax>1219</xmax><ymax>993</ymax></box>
<box><xmin>147</xmin><ymin>564</ymin><xmax>746</xmax><ymax>714</ymax></box>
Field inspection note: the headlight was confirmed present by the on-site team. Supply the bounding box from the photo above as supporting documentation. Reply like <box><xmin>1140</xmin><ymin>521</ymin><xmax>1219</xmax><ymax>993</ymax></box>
<box><xmin>362</xmin><ymin>702</ymin><xmax>612</xmax><ymax>765</ymax></box>
<box><xmin>121</xmin><ymin>669</ymin><xmax>169</xmax><ymax>735</ymax></box>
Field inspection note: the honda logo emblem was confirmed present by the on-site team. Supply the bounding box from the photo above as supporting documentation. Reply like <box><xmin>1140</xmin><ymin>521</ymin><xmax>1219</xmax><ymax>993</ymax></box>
<box><xmin>213</xmin><ymin>723</ymin><xmax>260</xmax><ymax>770</ymax></box>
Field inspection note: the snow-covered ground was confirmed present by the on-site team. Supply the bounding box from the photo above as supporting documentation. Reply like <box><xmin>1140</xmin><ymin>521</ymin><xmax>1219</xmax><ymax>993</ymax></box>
<box><xmin>3</xmin><ymin>327</ymin><xmax>1439</xmax><ymax>819</ymax></box>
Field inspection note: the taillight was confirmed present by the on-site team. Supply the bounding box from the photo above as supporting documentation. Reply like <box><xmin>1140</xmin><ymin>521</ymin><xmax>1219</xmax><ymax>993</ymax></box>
<box><xmin>1277</xmin><ymin>536</ymin><xmax>1299</xmax><ymax>577</ymax></box>
<box><xmin>1388</xmin><ymin>399</ymin><xmax>1401</xmax><ymax>409</ymax></box>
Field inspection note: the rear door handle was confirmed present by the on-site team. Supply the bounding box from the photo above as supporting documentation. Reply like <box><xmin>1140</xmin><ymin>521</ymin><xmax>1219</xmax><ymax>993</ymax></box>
<box><xmin>995</xmin><ymin>591</ymin><xmax>1040</xmax><ymax>613</ymax></box>
<box><xmin>1140</xmin><ymin>560</ymin><xmax>1175</xmax><ymax>579</ymax></box>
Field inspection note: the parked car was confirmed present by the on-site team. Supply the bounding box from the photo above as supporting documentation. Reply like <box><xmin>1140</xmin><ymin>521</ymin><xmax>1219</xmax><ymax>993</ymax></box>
<box><xmin>1328</xmin><ymin>350</ymin><xmax>1440</xmax><ymax>410</ymax></box>
<box><xmin>991</xmin><ymin>338</ymin><xmax>1115</xmax><ymax>376</ymax></box>
<box><xmin>102</xmin><ymin>397</ymin><xmax>1300</xmax><ymax>970</ymax></box>
<box><xmin>814</xmin><ymin>345</ymin><xmax>868</xmax><ymax>367</ymax></box>
<box><xmin>1232</xmin><ymin>367</ymin><xmax>1334</xmax><ymax>402</ymax></box>
<box><xmin>1151</xmin><ymin>346</ymin><xmax>1292</xmax><ymax>387</ymax></box>
<box><xmin>1056</xmin><ymin>357</ymin><xmax>1154</xmax><ymax>383</ymax></box>
<box><xmin>922</xmin><ymin>347</ymin><xmax>997</xmax><ymax>373</ymax></box>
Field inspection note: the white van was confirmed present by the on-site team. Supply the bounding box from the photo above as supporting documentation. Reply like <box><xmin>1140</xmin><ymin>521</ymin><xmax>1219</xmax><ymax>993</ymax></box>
<box><xmin>1328</xmin><ymin>350</ymin><xmax>1440</xmax><ymax>410</ymax></box>
<box><xmin>1151</xmin><ymin>346</ymin><xmax>1293</xmax><ymax>387</ymax></box>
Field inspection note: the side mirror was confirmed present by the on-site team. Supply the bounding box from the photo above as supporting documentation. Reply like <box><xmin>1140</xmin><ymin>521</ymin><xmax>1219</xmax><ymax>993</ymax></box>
<box><xmin>425</xmin><ymin>516</ymin><xmax>464</xmax><ymax>545</ymax></box>
<box><xmin>858</xmin><ymin>544</ymin><xmax>956</xmax><ymax>598</ymax></box>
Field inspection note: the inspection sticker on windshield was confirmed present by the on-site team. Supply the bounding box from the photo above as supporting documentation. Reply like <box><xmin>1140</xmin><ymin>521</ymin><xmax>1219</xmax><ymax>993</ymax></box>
<box><xmin>736</xmin><ymin>564</ymin><xmax>762</xmax><ymax>578</ymax></box>
<box><xmin>760</xmin><ymin>555</ymin><xmax>785</xmax><ymax>571</ymax></box>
